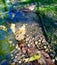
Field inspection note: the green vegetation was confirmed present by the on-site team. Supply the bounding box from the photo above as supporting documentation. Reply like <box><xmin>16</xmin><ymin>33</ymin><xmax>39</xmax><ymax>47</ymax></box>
<box><xmin>0</xmin><ymin>0</ymin><xmax>7</xmax><ymax>12</ymax></box>
<box><xmin>35</xmin><ymin>0</ymin><xmax>57</xmax><ymax>55</ymax></box>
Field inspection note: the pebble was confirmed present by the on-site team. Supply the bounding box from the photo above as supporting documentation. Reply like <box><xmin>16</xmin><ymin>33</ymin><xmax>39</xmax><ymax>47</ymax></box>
<box><xmin>15</xmin><ymin>56</ymin><xmax>17</xmax><ymax>58</ymax></box>
<box><xmin>14</xmin><ymin>58</ymin><xmax>18</xmax><ymax>62</ymax></box>
<box><xmin>35</xmin><ymin>41</ymin><xmax>38</xmax><ymax>45</ymax></box>
<box><xmin>55</xmin><ymin>57</ymin><xmax>57</xmax><ymax>60</ymax></box>
<box><xmin>22</xmin><ymin>47</ymin><xmax>27</xmax><ymax>53</ymax></box>
<box><xmin>38</xmin><ymin>43</ymin><xmax>41</xmax><ymax>45</ymax></box>
<box><xmin>17</xmin><ymin>53</ymin><xmax>19</xmax><ymax>56</ymax></box>
<box><xmin>52</xmin><ymin>59</ymin><xmax>55</xmax><ymax>62</ymax></box>
<box><xmin>11</xmin><ymin>62</ymin><xmax>15</xmax><ymax>65</ymax></box>
<box><xmin>44</xmin><ymin>46</ymin><xmax>47</xmax><ymax>49</ymax></box>
<box><xmin>28</xmin><ymin>44</ymin><xmax>30</xmax><ymax>47</ymax></box>
<box><xmin>19</xmin><ymin>61</ymin><xmax>21</xmax><ymax>64</ymax></box>
<box><xmin>42</xmin><ymin>39</ymin><xmax>46</xmax><ymax>43</ymax></box>
<box><xmin>45</xmin><ymin>49</ymin><xmax>49</xmax><ymax>52</ymax></box>
<box><xmin>18</xmin><ymin>48</ymin><xmax>20</xmax><ymax>50</ymax></box>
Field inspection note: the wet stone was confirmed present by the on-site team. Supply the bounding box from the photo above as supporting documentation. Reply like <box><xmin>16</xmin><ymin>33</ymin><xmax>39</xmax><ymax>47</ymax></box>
<box><xmin>42</xmin><ymin>38</ymin><xmax>46</xmax><ymax>43</ymax></box>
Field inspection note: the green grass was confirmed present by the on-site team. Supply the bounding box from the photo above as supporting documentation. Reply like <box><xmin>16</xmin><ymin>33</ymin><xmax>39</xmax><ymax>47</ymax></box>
<box><xmin>38</xmin><ymin>5</ymin><xmax>57</xmax><ymax>20</ymax></box>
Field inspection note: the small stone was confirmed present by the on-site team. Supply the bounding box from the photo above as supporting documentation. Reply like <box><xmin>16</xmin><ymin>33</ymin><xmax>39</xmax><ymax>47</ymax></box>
<box><xmin>11</xmin><ymin>62</ymin><xmax>15</xmax><ymax>65</ymax></box>
<box><xmin>22</xmin><ymin>55</ymin><xmax>25</xmax><ymax>57</ymax></box>
<box><xmin>52</xmin><ymin>59</ymin><xmax>55</xmax><ymax>62</ymax></box>
<box><xmin>55</xmin><ymin>57</ymin><xmax>57</xmax><ymax>60</ymax></box>
<box><xmin>42</xmin><ymin>39</ymin><xmax>46</xmax><ymax>43</ymax></box>
<box><xmin>26</xmin><ymin>37</ymin><xmax>29</xmax><ymax>42</ymax></box>
<box><xmin>28</xmin><ymin>44</ymin><xmax>30</xmax><ymax>47</ymax></box>
<box><xmin>11</xmin><ymin>49</ymin><xmax>15</xmax><ymax>54</ymax></box>
<box><xmin>45</xmin><ymin>49</ymin><xmax>49</xmax><ymax>52</ymax></box>
<box><xmin>18</xmin><ymin>61</ymin><xmax>21</xmax><ymax>63</ymax></box>
<box><xmin>35</xmin><ymin>41</ymin><xmax>38</xmax><ymax>45</ymax></box>
<box><xmin>44</xmin><ymin>46</ymin><xmax>47</xmax><ymax>49</ymax></box>
<box><xmin>38</xmin><ymin>39</ymin><xmax>41</xmax><ymax>42</ymax></box>
<box><xmin>29</xmin><ymin>39</ymin><xmax>32</xmax><ymax>43</ymax></box>
<box><xmin>22</xmin><ymin>47</ymin><xmax>26</xmax><ymax>53</ymax></box>
<box><xmin>11</xmin><ymin>57</ymin><xmax>14</xmax><ymax>60</ymax></box>
<box><xmin>15</xmin><ymin>56</ymin><xmax>17</xmax><ymax>58</ymax></box>
<box><xmin>18</xmin><ymin>48</ymin><xmax>20</xmax><ymax>50</ymax></box>
<box><xmin>14</xmin><ymin>50</ymin><xmax>18</xmax><ymax>54</ymax></box>
<box><xmin>13</xmin><ymin>59</ymin><xmax>17</xmax><ymax>62</ymax></box>
<box><xmin>16</xmin><ymin>44</ymin><xmax>18</xmax><ymax>49</ymax></box>
<box><xmin>11</xmin><ymin>54</ymin><xmax>13</xmax><ymax>57</ymax></box>
<box><xmin>31</xmin><ymin>43</ymin><xmax>33</xmax><ymax>44</ymax></box>
<box><xmin>40</xmin><ymin>37</ymin><xmax>43</xmax><ymax>41</ymax></box>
